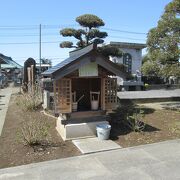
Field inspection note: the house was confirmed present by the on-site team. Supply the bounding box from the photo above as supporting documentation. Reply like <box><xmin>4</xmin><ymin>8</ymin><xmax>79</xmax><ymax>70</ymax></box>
<box><xmin>0</xmin><ymin>57</ymin><xmax>8</xmax><ymax>88</ymax></box>
<box><xmin>36</xmin><ymin>63</ymin><xmax>52</xmax><ymax>73</ymax></box>
<box><xmin>42</xmin><ymin>43</ymin><xmax>127</xmax><ymax>140</ymax></box>
<box><xmin>0</xmin><ymin>53</ymin><xmax>22</xmax><ymax>83</ymax></box>
<box><xmin>110</xmin><ymin>42</ymin><xmax>146</xmax><ymax>91</ymax></box>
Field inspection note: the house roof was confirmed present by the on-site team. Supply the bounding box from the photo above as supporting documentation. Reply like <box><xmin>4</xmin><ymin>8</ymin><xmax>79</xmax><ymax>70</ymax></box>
<box><xmin>42</xmin><ymin>43</ymin><xmax>127</xmax><ymax>79</ymax></box>
<box><xmin>0</xmin><ymin>54</ymin><xmax>22</xmax><ymax>68</ymax></box>
<box><xmin>42</xmin><ymin>44</ymin><xmax>95</xmax><ymax>76</ymax></box>
<box><xmin>0</xmin><ymin>58</ymin><xmax>8</xmax><ymax>64</ymax></box>
<box><xmin>110</xmin><ymin>41</ymin><xmax>146</xmax><ymax>49</ymax></box>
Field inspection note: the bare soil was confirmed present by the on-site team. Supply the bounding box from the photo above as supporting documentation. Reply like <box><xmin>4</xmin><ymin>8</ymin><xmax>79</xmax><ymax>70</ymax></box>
<box><xmin>110</xmin><ymin>107</ymin><xmax>180</xmax><ymax>147</ymax></box>
<box><xmin>0</xmin><ymin>93</ymin><xmax>80</xmax><ymax>169</ymax></box>
<box><xmin>0</xmin><ymin>92</ymin><xmax>180</xmax><ymax>169</ymax></box>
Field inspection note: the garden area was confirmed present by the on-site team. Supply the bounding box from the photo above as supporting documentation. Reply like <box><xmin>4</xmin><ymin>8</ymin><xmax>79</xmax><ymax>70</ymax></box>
<box><xmin>0</xmin><ymin>90</ymin><xmax>180</xmax><ymax>169</ymax></box>
<box><xmin>0</xmin><ymin>92</ymin><xmax>80</xmax><ymax>169</ymax></box>
<box><xmin>110</xmin><ymin>101</ymin><xmax>180</xmax><ymax>147</ymax></box>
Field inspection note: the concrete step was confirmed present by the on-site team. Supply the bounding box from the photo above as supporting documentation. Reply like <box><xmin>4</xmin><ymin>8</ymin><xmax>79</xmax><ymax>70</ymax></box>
<box><xmin>62</xmin><ymin>115</ymin><xmax>108</xmax><ymax>125</ymax></box>
<box><xmin>70</xmin><ymin>110</ymin><xmax>106</xmax><ymax>119</ymax></box>
<box><xmin>57</xmin><ymin>116</ymin><xmax>109</xmax><ymax>140</ymax></box>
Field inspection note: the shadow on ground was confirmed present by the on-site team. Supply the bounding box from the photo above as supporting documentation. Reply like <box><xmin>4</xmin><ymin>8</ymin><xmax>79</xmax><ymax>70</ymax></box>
<box><xmin>109</xmin><ymin>106</ymin><xmax>159</xmax><ymax>140</ymax></box>
<box><xmin>160</xmin><ymin>102</ymin><xmax>180</xmax><ymax>111</ymax></box>
<box><xmin>110</xmin><ymin>122</ymin><xmax>160</xmax><ymax>141</ymax></box>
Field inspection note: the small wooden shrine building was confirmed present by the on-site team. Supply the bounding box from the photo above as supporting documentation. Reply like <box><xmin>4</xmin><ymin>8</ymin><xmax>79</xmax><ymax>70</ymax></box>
<box><xmin>42</xmin><ymin>43</ymin><xmax>126</xmax><ymax>140</ymax></box>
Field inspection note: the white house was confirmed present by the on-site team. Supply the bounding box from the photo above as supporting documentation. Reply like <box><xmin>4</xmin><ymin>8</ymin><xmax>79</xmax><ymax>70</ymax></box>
<box><xmin>110</xmin><ymin>42</ymin><xmax>146</xmax><ymax>91</ymax></box>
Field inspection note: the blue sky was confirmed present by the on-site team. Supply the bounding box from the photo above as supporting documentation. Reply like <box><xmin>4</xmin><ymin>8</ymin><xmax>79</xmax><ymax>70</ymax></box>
<box><xmin>0</xmin><ymin>0</ymin><xmax>171</xmax><ymax>65</ymax></box>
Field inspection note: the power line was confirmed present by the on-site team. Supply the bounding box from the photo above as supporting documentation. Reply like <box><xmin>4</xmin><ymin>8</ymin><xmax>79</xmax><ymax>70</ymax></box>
<box><xmin>0</xmin><ymin>24</ymin><xmax>147</xmax><ymax>35</ymax></box>
<box><xmin>0</xmin><ymin>41</ymin><xmax>62</xmax><ymax>45</ymax></box>
<box><xmin>15</xmin><ymin>57</ymin><xmax>66</xmax><ymax>61</ymax></box>
<box><xmin>0</xmin><ymin>32</ymin><xmax>146</xmax><ymax>42</ymax></box>
<box><xmin>0</xmin><ymin>24</ymin><xmax>78</xmax><ymax>30</ymax></box>
<box><xmin>101</xmin><ymin>28</ymin><xmax>147</xmax><ymax>35</ymax></box>
<box><xmin>0</xmin><ymin>36</ymin><xmax>145</xmax><ymax>45</ymax></box>
<box><xmin>0</xmin><ymin>33</ymin><xmax>59</xmax><ymax>37</ymax></box>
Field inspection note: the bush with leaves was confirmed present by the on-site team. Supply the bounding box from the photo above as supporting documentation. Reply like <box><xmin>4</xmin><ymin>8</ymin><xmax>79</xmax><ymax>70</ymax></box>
<box><xmin>126</xmin><ymin>109</ymin><xmax>145</xmax><ymax>132</ymax></box>
<box><xmin>111</xmin><ymin>101</ymin><xmax>146</xmax><ymax>132</ymax></box>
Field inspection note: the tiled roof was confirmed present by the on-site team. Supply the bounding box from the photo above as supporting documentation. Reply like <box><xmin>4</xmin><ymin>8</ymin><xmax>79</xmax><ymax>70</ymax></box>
<box><xmin>42</xmin><ymin>44</ymin><xmax>94</xmax><ymax>76</ymax></box>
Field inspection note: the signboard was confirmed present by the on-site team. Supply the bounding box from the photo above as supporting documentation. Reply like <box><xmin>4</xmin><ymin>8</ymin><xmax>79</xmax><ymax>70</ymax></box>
<box><xmin>79</xmin><ymin>62</ymin><xmax>98</xmax><ymax>77</ymax></box>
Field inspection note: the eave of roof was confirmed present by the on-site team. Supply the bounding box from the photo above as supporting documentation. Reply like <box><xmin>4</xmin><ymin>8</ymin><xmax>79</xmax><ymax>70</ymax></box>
<box><xmin>0</xmin><ymin>58</ymin><xmax>8</xmax><ymax>64</ymax></box>
<box><xmin>0</xmin><ymin>54</ymin><xmax>22</xmax><ymax>68</ymax></box>
<box><xmin>42</xmin><ymin>43</ymin><xmax>127</xmax><ymax>79</ymax></box>
<box><xmin>42</xmin><ymin>43</ymin><xmax>94</xmax><ymax>76</ymax></box>
<box><xmin>110</xmin><ymin>41</ymin><xmax>146</xmax><ymax>49</ymax></box>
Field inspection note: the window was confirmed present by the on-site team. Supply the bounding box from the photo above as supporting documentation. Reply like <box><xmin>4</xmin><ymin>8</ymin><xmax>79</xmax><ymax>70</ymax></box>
<box><xmin>123</xmin><ymin>53</ymin><xmax>132</xmax><ymax>73</ymax></box>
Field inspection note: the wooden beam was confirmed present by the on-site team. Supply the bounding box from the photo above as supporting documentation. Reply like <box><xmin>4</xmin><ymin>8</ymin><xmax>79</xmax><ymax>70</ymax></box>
<box><xmin>96</xmin><ymin>57</ymin><xmax>126</xmax><ymax>79</ymax></box>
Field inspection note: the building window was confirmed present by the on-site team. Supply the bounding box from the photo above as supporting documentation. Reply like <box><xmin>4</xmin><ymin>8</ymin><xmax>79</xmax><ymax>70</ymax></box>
<box><xmin>123</xmin><ymin>53</ymin><xmax>132</xmax><ymax>73</ymax></box>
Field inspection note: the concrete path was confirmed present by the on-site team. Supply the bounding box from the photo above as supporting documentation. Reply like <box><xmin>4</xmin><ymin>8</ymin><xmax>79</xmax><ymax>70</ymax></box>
<box><xmin>0</xmin><ymin>139</ymin><xmax>180</xmax><ymax>180</ymax></box>
<box><xmin>72</xmin><ymin>137</ymin><xmax>121</xmax><ymax>154</ymax></box>
<box><xmin>0</xmin><ymin>85</ymin><xmax>19</xmax><ymax>136</ymax></box>
<box><xmin>118</xmin><ymin>89</ymin><xmax>180</xmax><ymax>99</ymax></box>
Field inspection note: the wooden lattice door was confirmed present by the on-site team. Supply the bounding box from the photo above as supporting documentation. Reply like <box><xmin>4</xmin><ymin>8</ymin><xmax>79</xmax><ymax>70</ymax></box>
<box><xmin>102</xmin><ymin>78</ymin><xmax>117</xmax><ymax>110</ymax></box>
<box><xmin>54</xmin><ymin>78</ymin><xmax>72</xmax><ymax>114</ymax></box>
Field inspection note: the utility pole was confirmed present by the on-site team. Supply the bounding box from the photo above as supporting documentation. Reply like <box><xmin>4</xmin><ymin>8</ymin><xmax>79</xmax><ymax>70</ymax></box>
<box><xmin>39</xmin><ymin>24</ymin><xmax>42</xmax><ymax>75</ymax></box>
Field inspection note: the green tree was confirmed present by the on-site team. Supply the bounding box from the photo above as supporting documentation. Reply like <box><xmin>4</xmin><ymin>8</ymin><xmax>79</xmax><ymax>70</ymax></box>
<box><xmin>59</xmin><ymin>14</ymin><xmax>122</xmax><ymax>57</ymax></box>
<box><xmin>146</xmin><ymin>0</ymin><xmax>180</xmax><ymax>78</ymax></box>
<box><xmin>60</xmin><ymin>14</ymin><xmax>107</xmax><ymax>48</ymax></box>
<box><xmin>141</xmin><ymin>60</ymin><xmax>160</xmax><ymax>77</ymax></box>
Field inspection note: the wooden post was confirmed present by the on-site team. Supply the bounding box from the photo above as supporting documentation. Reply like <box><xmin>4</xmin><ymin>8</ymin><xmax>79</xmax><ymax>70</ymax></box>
<box><xmin>31</xmin><ymin>65</ymin><xmax>34</xmax><ymax>93</ymax></box>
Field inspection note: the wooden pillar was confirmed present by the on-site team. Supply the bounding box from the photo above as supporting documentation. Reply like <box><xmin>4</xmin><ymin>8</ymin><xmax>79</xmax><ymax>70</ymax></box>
<box><xmin>101</xmin><ymin>78</ymin><xmax>105</xmax><ymax>110</ymax></box>
<box><xmin>27</xmin><ymin>67</ymin><xmax>31</xmax><ymax>83</ymax></box>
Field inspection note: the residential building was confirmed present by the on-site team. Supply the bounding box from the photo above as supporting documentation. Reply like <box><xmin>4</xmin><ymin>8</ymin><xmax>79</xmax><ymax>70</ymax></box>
<box><xmin>110</xmin><ymin>42</ymin><xmax>146</xmax><ymax>91</ymax></box>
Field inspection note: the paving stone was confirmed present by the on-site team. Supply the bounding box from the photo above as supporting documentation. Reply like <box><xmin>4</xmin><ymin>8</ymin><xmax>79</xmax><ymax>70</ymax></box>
<box><xmin>72</xmin><ymin>137</ymin><xmax>121</xmax><ymax>154</ymax></box>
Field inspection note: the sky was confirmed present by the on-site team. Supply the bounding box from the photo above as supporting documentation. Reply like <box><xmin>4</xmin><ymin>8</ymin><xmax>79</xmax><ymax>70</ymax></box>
<box><xmin>0</xmin><ymin>0</ymin><xmax>172</xmax><ymax>65</ymax></box>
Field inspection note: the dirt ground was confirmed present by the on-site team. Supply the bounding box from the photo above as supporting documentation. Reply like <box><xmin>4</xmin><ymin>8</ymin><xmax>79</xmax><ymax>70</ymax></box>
<box><xmin>0</xmin><ymin>92</ymin><xmax>180</xmax><ymax>169</ymax></box>
<box><xmin>110</xmin><ymin>107</ymin><xmax>180</xmax><ymax>147</ymax></box>
<box><xmin>0</xmin><ymin>93</ymin><xmax>80</xmax><ymax>169</ymax></box>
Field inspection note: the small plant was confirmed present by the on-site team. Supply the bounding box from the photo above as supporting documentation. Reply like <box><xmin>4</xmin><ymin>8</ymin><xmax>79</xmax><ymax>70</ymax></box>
<box><xmin>110</xmin><ymin>102</ymin><xmax>147</xmax><ymax>132</ymax></box>
<box><xmin>17</xmin><ymin>94</ymin><xmax>41</xmax><ymax>111</ymax></box>
<box><xmin>113</xmin><ymin>101</ymin><xmax>136</xmax><ymax>119</ymax></box>
<box><xmin>17</xmin><ymin>119</ymin><xmax>50</xmax><ymax>147</ymax></box>
<box><xmin>17</xmin><ymin>82</ymin><xmax>42</xmax><ymax>111</ymax></box>
<box><xmin>127</xmin><ymin>109</ymin><xmax>146</xmax><ymax>132</ymax></box>
<box><xmin>144</xmin><ymin>83</ymin><xmax>149</xmax><ymax>90</ymax></box>
<box><xmin>17</xmin><ymin>91</ymin><xmax>41</xmax><ymax>111</ymax></box>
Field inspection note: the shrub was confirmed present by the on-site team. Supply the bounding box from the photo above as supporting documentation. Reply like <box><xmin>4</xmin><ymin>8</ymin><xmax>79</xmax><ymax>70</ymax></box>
<box><xmin>17</xmin><ymin>92</ymin><xmax>41</xmax><ymax>111</ymax></box>
<box><xmin>126</xmin><ymin>109</ymin><xmax>146</xmax><ymax>132</ymax></box>
<box><xmin>17</xmin><ymin>119</ymin><xmax>50</xmax><ymax>147</ymax></box>
<box><xmin>111</xmin><ymin>101</ymin><xmax>146</xmax><ymax>132</ymax></box>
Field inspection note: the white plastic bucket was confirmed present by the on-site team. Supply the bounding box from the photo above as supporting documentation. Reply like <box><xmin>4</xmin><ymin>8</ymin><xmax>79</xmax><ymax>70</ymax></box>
<box><xmin>96</xmin><ymin>124</ymin><xmax>111</xmax><ymax>140</ymax></box>
<box><xmin>72</xmin><ymin>102</ymin><xmax>78</xmax><ymax>112</ymax></box>
<box><xmin>91</xmin><ymin>100</ymin><xmax>99</xmax><ymax>110</ymax></box>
